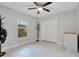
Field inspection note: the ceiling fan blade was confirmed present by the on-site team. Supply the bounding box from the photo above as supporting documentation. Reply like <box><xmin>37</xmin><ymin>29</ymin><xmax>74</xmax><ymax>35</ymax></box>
<box><xmin>28</xmin><ymin>7</ymin><xmax>37</xmax><ymax>10</ymax></box>
<box><xmin>37</xmin><ymin>11</ymin><xmax>40</xmax><ymax>14</ymax></box>
<box><xmin>43</xmin><ymin>8</ymin><xmax>50</xmax><ymax>12</ymax></box>
<box><xmin>42</xmin><ymin>2</ymin><xmax>52</xmax><ymax>7</ymax></box>
<box><xmin>34</xmin><ymin>2</ymin><xmax>39</xmax><ymax>6</ymax></box>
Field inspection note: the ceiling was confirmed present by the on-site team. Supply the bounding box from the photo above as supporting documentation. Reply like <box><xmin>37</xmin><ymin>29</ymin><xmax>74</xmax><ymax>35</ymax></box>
<box><xmin>0</xmin><ymin>2</ymin><xmax>79</xmax><ymax>18</ymax></box>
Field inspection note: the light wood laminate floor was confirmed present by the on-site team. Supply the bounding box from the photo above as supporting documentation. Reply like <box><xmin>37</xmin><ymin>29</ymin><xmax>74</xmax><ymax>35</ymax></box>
<box><xmin>3</xmin><ymin>41</ymin><xmax>79</xmax><ymax>57</ymax></box>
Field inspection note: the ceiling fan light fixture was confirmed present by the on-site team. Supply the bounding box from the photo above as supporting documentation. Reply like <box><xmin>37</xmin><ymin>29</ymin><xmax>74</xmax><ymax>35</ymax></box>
<box><xmin>38</xmin><ymin>7</ymin><xmax>43</xmax><ymax>11</ymax></box>
<box><xmin>28</xmin><ymin>2</ymin><xmax>52</xmax><ymax>14</ymax></box>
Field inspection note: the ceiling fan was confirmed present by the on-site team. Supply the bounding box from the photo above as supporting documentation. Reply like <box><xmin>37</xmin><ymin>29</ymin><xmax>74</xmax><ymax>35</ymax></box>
<box><xmin>27</xmin><ymin>2</ymin><xmax>52</xmax><ymax>14</ymax></box>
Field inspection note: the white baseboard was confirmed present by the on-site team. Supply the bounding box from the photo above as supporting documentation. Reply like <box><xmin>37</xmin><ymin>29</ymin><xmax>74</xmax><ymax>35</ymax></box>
<box><xmin>56</xmin><ymin>42</ymin><xmax>63</xmax><ymax>45</ymax></box>
<box><xmin>40</xmin><ymin>39</ymin><xmax>63</xmax><ymax>45</ymax></box>
<box><xmin>40</xmin><ymin>40</ymin><xmax>64</xmax><ymax>47</ymax></box>
<box><xmin>2</xmin><ymin>40</ymin><xmax>35</xmax><ymax>51</ymax></box>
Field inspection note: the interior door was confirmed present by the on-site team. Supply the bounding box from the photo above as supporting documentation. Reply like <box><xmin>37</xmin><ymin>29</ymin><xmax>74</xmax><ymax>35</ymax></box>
<box><xmin>40</xmin><ymin>19</ymin><xmax>58</xmax><ymax>43</ymax></box>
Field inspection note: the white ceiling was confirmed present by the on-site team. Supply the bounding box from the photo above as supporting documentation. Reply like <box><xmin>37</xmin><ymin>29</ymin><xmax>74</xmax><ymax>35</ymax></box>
<box><xmin>0</xmin><ymin>2</ymin><xmax>79</xmax><ymax>18</ymax></box>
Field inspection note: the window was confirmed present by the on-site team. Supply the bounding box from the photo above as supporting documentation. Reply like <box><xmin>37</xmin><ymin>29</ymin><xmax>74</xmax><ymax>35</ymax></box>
<box><xmin>17</xmin><ymin>19</ymin><xmax>27</xmax><ymax>37</ymax></box>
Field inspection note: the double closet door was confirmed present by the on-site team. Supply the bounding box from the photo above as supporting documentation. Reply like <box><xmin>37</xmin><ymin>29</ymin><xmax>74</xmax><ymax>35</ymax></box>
<box><xmin>40</xmin><ymin>19</ymin><xmax>58</xmax><ymax>43</ymax></box>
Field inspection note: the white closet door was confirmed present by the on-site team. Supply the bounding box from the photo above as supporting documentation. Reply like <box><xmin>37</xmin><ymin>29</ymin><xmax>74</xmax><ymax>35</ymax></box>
<box><xmin>40</xmin><ymin>21</ymin><xmax>47</xmax><ymax>40</ymax></box>
<box><xmin>40</xmin><ymin>19</ymin><xmax>58</xmax><ymax>43</ymax></box>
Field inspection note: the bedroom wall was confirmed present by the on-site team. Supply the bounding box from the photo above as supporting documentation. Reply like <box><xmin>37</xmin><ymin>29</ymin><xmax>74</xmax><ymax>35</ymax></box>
<box><xmin>0</xmin><ymin>5</ymin><xmax>37</xmax><ymax>50</ymax></box>
<box><xmin>77</xmin><ymin>4</ymin><xmax>79</xmax><ymax>33</ymax></box>
<box><xmin>39</xmin><ymin>10</ymin><xmax>77</xmax><ymax>45</ymax></box>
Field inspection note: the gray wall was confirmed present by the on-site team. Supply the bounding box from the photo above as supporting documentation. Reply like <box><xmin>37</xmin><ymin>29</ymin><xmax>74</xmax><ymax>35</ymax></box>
<box><xmin>0</xmin><ymin>5</ymin><xmax>37</xmax><ymax>50</ymax></box>
<box><xmin>77</xmin><ymin>4</ymin><xmax>79</xmax><ymax>33</ymax></box>
<box><xmin>39</xmin><ymin>10</ymin><xmax>77</xmax><ymax>45</ymax></box>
